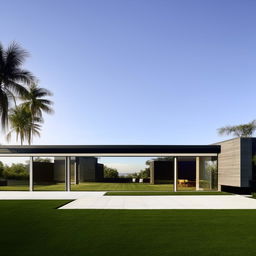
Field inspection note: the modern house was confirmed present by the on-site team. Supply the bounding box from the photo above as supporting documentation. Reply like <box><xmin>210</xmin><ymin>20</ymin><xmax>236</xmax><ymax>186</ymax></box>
<box><xmin>0</xmin><ymin>137</ymin><xmax>255</xmax><ymax>193</ymax></box>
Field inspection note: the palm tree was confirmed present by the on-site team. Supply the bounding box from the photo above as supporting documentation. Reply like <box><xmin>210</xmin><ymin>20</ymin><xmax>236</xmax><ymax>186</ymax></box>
<box><xmin>21</xmin><ymin>82</ymin><xmax>53</xmax><ymax>119</ymax></box>
<box><xmin>6</xmin><ymin>105</ymin><xmax>41</xmax><ymax>145</ymax></box>
<box><xmin>0</xmin><ymin>42</ymin><xmax>34</xmax><ymax>129</ymax></box>
<box><xmin>218</xmin><ymin>120</ymin><xmax>256</xmax><ymax>138</ymax></box>
<box><xmin>21</xmin><ymin>82</ymin><xmax>53</xmax><ymax>143</ymax></box>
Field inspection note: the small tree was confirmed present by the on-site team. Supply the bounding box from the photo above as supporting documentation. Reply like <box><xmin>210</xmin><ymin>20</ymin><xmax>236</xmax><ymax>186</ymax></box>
<box><xmin>0</xmin><ymin>161</ymin><xmax>4</xmax><ymax>178</ymax></box>
<box><xmin>6</xmin><ymin>105</ymin><xmax>41</xmax><ymax>145</ymax></box>
<box><xmin>3</xmin><ymin>163</ymin><xmax>29</xmax><ymax>180</ymax></box>
<box><xmin>218</xmin><ymin>120</ymin><xmax>256</xmax><ymax>138</ymax></box>
<box><xmin>126</xmin><ymin>172</ymin><xmax>139</xmax><ymax>179</ymax></box>
<box><xmin>33</xmin><ymin>157</ymin><xmax>52</xmax><ymax>163</ymax></box>
<box><xmin>104</xmin><ymin>166</ymin><xmax>119</xmax><ymax>178</ymax></box>
<box><xmin>137</xmin><ymin>168</ymin><xmax>150</xmax><ymax>179</ymax></box>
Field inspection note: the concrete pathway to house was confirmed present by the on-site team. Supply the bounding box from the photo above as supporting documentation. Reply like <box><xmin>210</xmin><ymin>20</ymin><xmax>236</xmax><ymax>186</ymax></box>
<box><xmin>59</xmin><ymin>194</ymin><xmax>256</xmax><ymax>209</ymax></box>
<box><xmin>0</xmin><ymin>191</ymin><xmax>105</xmax><ymax>200</ymax></box>
<box><xmin>1</xmin><ymin>192</ymin><xmax>256</xmax><ymax>209</ymax></box>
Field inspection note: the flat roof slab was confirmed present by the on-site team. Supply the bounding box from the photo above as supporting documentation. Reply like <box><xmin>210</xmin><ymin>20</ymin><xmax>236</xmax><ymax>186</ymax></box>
<box><xmin>0</xmin><ymin>145</ymin><xmax>220</xmax><ymax>155</ymax></box>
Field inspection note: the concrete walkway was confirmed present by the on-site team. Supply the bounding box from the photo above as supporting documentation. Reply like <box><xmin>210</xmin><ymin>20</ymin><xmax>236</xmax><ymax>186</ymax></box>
<box><xmin>59</xmin><ymin>195</ymin><xmax>256</xmax><ymax>209</ymax></box>
<box><xmin>1</xmin><ymin>192</ymin><xmax>256</xmax><ymax>209</ymax></box>
<box><xmin>0</xmin><ymin>191</ymin><xmax>105</xmax><ymax>200</ymax></box>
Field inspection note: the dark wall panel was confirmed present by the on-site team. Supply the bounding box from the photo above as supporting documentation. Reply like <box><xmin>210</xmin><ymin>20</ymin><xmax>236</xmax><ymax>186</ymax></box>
<box><xmin>33</xmin><ymin>162</ymin><xmax>54</xmax><ymax>183</ymax></box>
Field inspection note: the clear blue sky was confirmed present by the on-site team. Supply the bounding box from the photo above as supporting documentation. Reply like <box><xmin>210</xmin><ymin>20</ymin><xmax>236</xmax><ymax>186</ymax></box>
<box><xmin>1</xmin><ymin>0</ymin><xmax>256</xmax><ymax>145</ymax></box>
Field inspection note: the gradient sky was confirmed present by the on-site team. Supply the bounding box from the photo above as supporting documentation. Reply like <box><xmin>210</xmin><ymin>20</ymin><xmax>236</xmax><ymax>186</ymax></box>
<box><xmin>0</xmin><ymin>0</ymin><xmax>256</xmax><ymax>146</ymax></box>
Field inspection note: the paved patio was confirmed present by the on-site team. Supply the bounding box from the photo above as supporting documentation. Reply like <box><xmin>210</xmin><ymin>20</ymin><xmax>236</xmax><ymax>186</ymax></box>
<box><xmin>59</xmin><ymin>194</ymin><xmax>256</xmax><ymax>209</ymax></box>
<box><xmin>0</xmin><ymin>191</ymin><xmax>105</xmax><ymax>200</ymax></box>
<box><xmin>1</xmin><ymin>192</ymin><xmax>256</xmax><ymax>209</ymax></box>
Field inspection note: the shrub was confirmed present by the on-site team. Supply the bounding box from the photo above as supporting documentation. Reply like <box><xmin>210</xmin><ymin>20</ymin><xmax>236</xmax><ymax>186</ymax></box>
<box><xmin>199</xmin><ymin>180</ymin><xmax>210</xmax><ymax>188</ymax></box>
<box><xmin>2</xmin><ymin>163</ymin><xmax>29</xmax><ymax>180</ymax></box>
<box><xmin>33</xmin><ymin>157</ymin><xmax>53</xmax><ymax>163</ymax></box>
<box><xmin>0</xmin><ymin>161</ymin><xmax>4</xmax><ymax>178</ymax></box>
<box><xmin>104</xmin><ymin>166</ymin><xmax>119</xmax><ymax>178</ymax></box>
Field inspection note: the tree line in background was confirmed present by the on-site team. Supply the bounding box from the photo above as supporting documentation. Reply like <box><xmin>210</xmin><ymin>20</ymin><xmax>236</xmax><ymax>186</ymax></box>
<box><xmin>0</xmin><ymin>161</ymin><xmax>28</xmax><ymax>180</ymax></box>
<box><xmin>0</xmin><ymin>42</ymin><xmax>53</xmax><ymax>145</ymax></box>
<box><xmin>103</xmin><ymin>165</ymin><xmax>150</xmax><ymax>179</ymax></box>
<box><xmin>104</xmin><ymin>157</ymin><xmax>177</xmax><ymax>179</ymax></box>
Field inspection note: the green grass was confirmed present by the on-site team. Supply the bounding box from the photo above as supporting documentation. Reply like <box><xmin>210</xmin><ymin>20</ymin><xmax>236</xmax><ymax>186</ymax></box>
<box><xmin>0</xmin><ymin>182</ymin><xmax>196</xmax><ymax>191</ymax></box>
<box><xmin>105</xmin><ymin>191</ymin><xmax>230</xmax><ymax>196</ymax></box>
<box><xmin>0</xmin><ymin>185</ymin><xmax>29</xmax><ymax>191</ymax></box>
<box><xmin>71</xmin><ymin>182</ymin><xmax>181</xmax><ymax>191</ymax></box>
<box><xmin>1</xmin><ymin>200</ymin><xmax>256</xmax><ymax>256</ymax></box>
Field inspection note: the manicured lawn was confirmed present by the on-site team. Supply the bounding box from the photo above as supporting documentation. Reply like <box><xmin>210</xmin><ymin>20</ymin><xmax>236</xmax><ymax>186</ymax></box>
<box><xmin>105</xmin><ymin>191</ymin><xmax>229</xmax><ymax>196</ymax></box>
<box><xmin>0</xmin><ymin>200</ymin><xmax>256</xmax><ymax>256</ymax></box>
<box><xmin>0</xmin><ymin>182</ymin><xmax>195</xmax><ymax>191</ymax></box>
<box><xmin>71</xmin><ymin>182</ymin><xmax>180</xmax><ymax>191</ymax></box>
<box><xmin>0</xmin><ymin>185</ymin><xmax>29</xmax><ymax>191</ymax></box>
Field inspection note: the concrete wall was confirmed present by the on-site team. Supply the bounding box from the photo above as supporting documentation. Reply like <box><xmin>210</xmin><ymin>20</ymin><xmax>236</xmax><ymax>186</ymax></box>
<box><xmin>77</xmin><ymin>157</ymin><xmax>104</xmax><ymax>182</ymax></box>
<box><xmin>33</xmin><ymin>162</ymin><xmax>54</xmax><ymax>183</ymax></box>
<box><xmin>54</xmin><ymin>157</ymin><xmax>66</xmax><ymax>182</ymax></box>
<box><xmin>78</xmin><ymin>157</ymin><xmax>97</xmax><ymax>182</ymax></box>
<box><xmin>150</xmin><ymin>160</ymin><xmax>174</xmax><ymax>184</ymax></box>
<box><xmin>216</xmin><ymin>138</ymin><xmax>241</xmax><ymax>188</ymax></box>
<box><xmin>41</xmin><ymin>157</ymin><xmax>104</xmax><ymax>184</ymax></box>
<box><xmin>216</xmin><ymin>137</ymin><xmax>255</xmax><ymax>188</ymax></box>
<box><xmin>96</xmin><ymin>163</ymin><xmax>104</xmax><ymax>181</ymax></box>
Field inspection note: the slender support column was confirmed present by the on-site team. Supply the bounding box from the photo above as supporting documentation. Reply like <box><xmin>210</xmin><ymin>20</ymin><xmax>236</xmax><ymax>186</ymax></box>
<box><xmin>74</xmin><ymin>161</ymin><xmax>76</xmax><ymax>185</ymax></box>
<box><xmin>174</xmin><ymin>157</ymin><xmax>177</xmax><ymax>192</ymax></box>
<box><xmin>150</xmin><ymin>162</ymin><xmax>154</xmax><ymax>184</ymax></box>
<box><xmin>29</xmin><ymin>156</ymin><xmax>33</xmax><ymax>192</ymax></box>
<box><xmin>196</xmin><ymin>157</ymin><xmax>200</xmax><ymax>191</ymax></box>
<box><xmin>75</xmin><ymin>158</ymin><xmax>79</xmax><ymax>185</ymax></box>
<box><xmin>65</xmin><ymin>157</ymin><xmax>71</xmax><ymax>191</ymax></box>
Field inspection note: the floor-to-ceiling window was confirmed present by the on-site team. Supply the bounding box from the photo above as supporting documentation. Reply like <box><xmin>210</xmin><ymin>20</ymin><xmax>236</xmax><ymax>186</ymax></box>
<box><xmin>70</xmin><ymin>156</ymin><xmax>174</xmax><ymax>191</ymax></box>
<box><xmin>33</xmin><ymin>157</ymin><xmax>66</xmax><ymax>191</ymax></box>
<box><xmin>177</xmin><ymin>157</ymin><xmax>196</xmax><ymax>191</ymax></box>
<box><xmin>199</xmin><ymin>156</ymin><xmax>218</xmax><ymax>191</ymax></box>
<box><xmin>0</xmin><ymin>154</ymin><xmax>218</xmax><ymax>191</ymax></box>
<box><xmin>0</xmin><ymin>157</ymin><xmax>30</xmax><ymax>191</ymax></box>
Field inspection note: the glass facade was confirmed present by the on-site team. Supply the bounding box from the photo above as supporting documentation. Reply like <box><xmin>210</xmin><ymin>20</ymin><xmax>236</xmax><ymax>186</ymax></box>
<box><xmin>177</xmin><ymin>157</ymin><xmax>196</xmax><ymax>191</ymax></box>
<box><xmin>33</xmin><ymin>157</ymin><xmax>66</xmax><ymax>191</ymax></box>
<box><xmin>0</xmin><ymin>154</ymin><xmax>218</xmax><ymax>192</ymax></box>
<box><xmin>71</xmin><ymin>156</ymin><xmax>175</xmax><ymax>191</ymax></box>
<box><xmin>0</xmin><ymin>157</ymin><xmax>30</xmax><ymax>191</ymax></box>
<box><xmin>199</xmin><ymin>156</ymin><xmax>218</xmax><ymax>191</ymax></box>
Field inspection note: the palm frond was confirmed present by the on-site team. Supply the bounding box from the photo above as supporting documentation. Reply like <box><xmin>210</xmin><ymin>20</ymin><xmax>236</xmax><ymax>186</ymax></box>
<box><xmin>3</xmin><ymin>80</ymin><xmax>29</xmax><ymax>97</ymax></box>
<box><xmin>4</xmin><ymin>42</ymin><xmax>29</xmax><ymax>69</ymax></box>
<box><xmin>6</xmin><ymin>129</ymin><xmax>14</xmax><ymax>142</ymax></box>
<box><xmin>10</xmin><ymin>69</ymin><xmax>35</xmax><ymax>85</ymax></box>
<box><xmin>0</xmin><ymin>90</ymin><xmax>9</xmax><ymax>129</ymax></box>
<box><xmin>38</xmin><ymin>99</ymin><xmax>54</xmax><ymax>106</ymax></box>
<box><xmin>0</xmin><ymin>42</ymin><xmax>34</xmax><ymax>128</ymax></box>
<box><xmin>0</xmin><ymin>42</ymin><xmax>4</xmax><ymax>69</ymax></box>
<box><xmin>39</xmin><ymin>104</ymin><xmax>54</xmax><ymax>114</ymax></box>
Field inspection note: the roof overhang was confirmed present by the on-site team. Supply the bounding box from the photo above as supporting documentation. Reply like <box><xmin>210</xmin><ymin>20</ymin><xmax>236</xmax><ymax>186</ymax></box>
<box><xmin>0</xmin><ymin>145</ymin><xmax>220</xmax><ymax>157</ymax></box>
